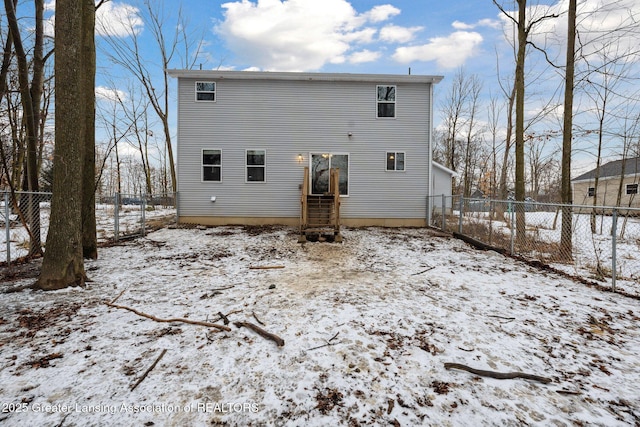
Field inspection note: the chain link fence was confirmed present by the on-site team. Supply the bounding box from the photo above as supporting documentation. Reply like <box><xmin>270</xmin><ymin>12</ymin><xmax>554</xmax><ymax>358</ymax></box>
<box><xmin>429</xmin><ymin>195</ymin><xmax>640</xmax><ymax>296</ymax></box>
<box><xmin>2</xmin><ymin>191</ymin><xmax>176</xmax><ymax>266</ymax></box>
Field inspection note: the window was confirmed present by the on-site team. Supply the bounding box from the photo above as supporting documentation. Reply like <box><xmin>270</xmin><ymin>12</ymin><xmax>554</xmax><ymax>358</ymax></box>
<box><xmin>202</xmin><ymin>149</ymin><xmax>221</xmax><ymax>182</ymax></box>
<box><xmin>377</xmin><ymin>85</ymin><xmax>396</xmax><ymax>118</ymax></box>
<box><xmin>386</xmin><ymin>152</ymin><xmax>405</xmax><ymax>171</ymax></box>
<box><xmin>587</xmin><ymin>187</ymin><xmax>595</xmax><ymax>197</ymax></box>
<box><xmin>196</xmin><ymin>81</ymin><xmax>216</xmax><ymax>101</ymax></box>
<box><xmin>627</xmin><ymin>183</ymin><xmax>638</xmax><ymax>195</ymax></box>
<box><xmin>246</xmin><ymin>150</ymin><xmax>266</xmax><ymax>182</ymax></box>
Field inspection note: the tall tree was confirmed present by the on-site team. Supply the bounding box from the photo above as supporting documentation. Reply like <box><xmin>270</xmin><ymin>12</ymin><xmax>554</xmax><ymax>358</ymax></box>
<box><xmin>81</xmin><ymin>0</ymin><xmax>98</xmax><ymax>259</ymax></box>
<box><xmin>99</xmin><ymin>0</ymin><xmax>206</xmax><ymax>194</ymax></box>
<box><xmin>559</xmin><ymin>0</ymin><xmax>577</xmax><ymax>257</ymax></box>
<box><xmin>4</xmin><ymin>0</ymin><xmax>48</xmax><ymax>256</ymax></box>
<box><xmin>461</xmin><ymin>74</ymin><xmax>483</xmax><ymax>198</ymax></box>
<box><xmin>37</xmin><ymin>0</ymin><xmax>92</xmax><ymax>289</ymax></box>
<box><xmin>494</xmin><ymin>0</ymin><xmax>559</xmax><ymax>246</ymax></box>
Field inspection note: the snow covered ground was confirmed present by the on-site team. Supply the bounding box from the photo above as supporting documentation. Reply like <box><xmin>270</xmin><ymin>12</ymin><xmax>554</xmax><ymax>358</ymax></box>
<box><xmin>0</xmin><ymin>225</ymin><xmax>639</xmax><ymax>426</ymax></box>
<box><xmin>456</xmin><ymin>209</ymin><xmax>640</xmax><ymax>294</ymax></box>
<box><xmin>1</xmin><ymin>202</ymin><xmax>175</xmax><ymax>262</ymax></box>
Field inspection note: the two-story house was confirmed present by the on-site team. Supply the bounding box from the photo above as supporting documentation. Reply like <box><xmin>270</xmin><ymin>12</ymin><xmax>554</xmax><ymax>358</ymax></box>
<box><xmin>167</xmin><ymin>70</ymin><xmax>448</xmax><ymax>235</ymax></box>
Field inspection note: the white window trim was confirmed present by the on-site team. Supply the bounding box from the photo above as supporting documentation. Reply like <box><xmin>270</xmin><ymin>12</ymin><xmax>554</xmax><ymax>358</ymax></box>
<box><xmin>195</xmin><ymin>81</ymin><xmax>216</xmax><ymax>102</ymax></box>
<box><xmin>201</xmin><ymin>148</ymin><xmax>222</xmax><ymax>182</ymax></box>
<box><xmin>308</xmin><ymin>152</ymin><xmax>350</xmax><ymax>197</ymax></box>
<box><xmin>245</xmin><ymin>149</ymin><xmax>267</xmax><ymax>183</ymax></box>
<box><xmin>385</xmin><ymin>151</ymin><xmax>406</xmax><ymax>172</ymax></box>
<box><xmin>376</xmin><ymin>84</ymin><xmax>397</xmax><ymax>119</ymax></box>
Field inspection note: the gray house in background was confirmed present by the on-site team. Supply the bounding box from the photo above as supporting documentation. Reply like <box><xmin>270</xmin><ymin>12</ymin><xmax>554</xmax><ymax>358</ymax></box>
<box><xmin>572</xmin><ymin>156</ymin><xmax>640</xmax><ymax>209</ymax></box>
<box><xmin>168</xmin><ymin>70</ymin><xmax>444</xmax><ymax>227</ymax></box>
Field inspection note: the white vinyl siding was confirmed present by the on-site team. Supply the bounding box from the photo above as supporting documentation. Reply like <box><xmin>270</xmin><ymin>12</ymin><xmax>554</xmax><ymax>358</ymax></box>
<box><xmin>174</xmin><ymin>73</ymin><xmax>435</xmax><ymax>219</ymax></box>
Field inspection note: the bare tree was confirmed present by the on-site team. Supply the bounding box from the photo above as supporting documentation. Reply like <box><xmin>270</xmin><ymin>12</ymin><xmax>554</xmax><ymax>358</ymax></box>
<box><xmin>98</xmin><ymin>0</ymin><xmax>206</xmax><ymax>194</ymax></box>
<box><xmin>559</xmin><ymin>0</ymin><xmax>577</xmax><ymax>256</ymax></box>
<box><xmin>3</xmin><ymin>0</ymin><xmax>51</xmax><ymax>256</ymax></box>
<box><xmin>439</xmin><ymin>68</ymin><xmax>472</xmax><ymax>179</ymax></box>
<box><xmin>461</xmin><ymin>74</ymin><xmax>484</xmax><ymax>197</ymax></box>
<box><xmin>37</xmin><ymin>0</ymin><xmax>94</xmax><ymax>289</ymax></box>
<box><xmin>494</xmin><ymin>0</ymin><xmax>560</xmax><ymax>247</ymax></box>
<box><xmin>82</xmin><ymin>0</ymin><xmax>98</xmax><ymax>259</ymax></box>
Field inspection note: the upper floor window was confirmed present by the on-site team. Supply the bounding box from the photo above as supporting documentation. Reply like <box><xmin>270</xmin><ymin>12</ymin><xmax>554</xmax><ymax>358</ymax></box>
<box><xmin>202</xmin><ymin>149</ymin><xmax>221</xmax><ymax>181</ymax></box>
<box><xmin>627</xmin><ymin>183</ymin><xmax>638</xmax><ymax>195</ymax></box>
<box><xmin>377</xmin><ymin>85</ymin><xmax>396</xmax><ymax>118</ymax></box>
<box><xmin>386</xmin><ymin>152</ymin><xmax>405</xmax><ymax>171</ymax></box>
<box><xmin>196</xmin><ymin>81</ymin><xmax>216</xmax><ymax>101</ymax></box>
<box><xmin>246</xmin><ymin>150</ymin><xmax>266</xmax><ymax>182</ymax></box>
<box><xmin>587</xmin><ymin>187</ymin><xmax>595</xmax><ymax>197</ymax></box>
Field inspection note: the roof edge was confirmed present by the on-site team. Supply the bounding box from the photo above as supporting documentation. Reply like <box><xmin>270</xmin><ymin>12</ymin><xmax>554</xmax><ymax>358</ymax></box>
<box><xmin>166</xmin><ymin>69</ymin><xmax>444</xmax><ymax>84</ymax></box>
<box><xmin>432</xmin><ymin>161</ymin><xmax>458</xmax><ymax>176</ymax></box>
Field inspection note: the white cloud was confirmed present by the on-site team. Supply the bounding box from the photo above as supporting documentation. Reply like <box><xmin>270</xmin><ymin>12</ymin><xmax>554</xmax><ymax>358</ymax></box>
<box><xmin>44</xmin><ymin>1</ymin><xmax>143</xmax><ymax>38</ymax></box>
<box><xmin>379</xmin><ymin>24</ymin><xmax>423</xmax><ymax>43</ymax></box>
<box><xmin>348</xmin><ymin>49</ymin><xmax>381</xmax><ymax>64</ymax></box>
<box><xmin>361</xmin><ymin>4</ymin><xmax>401</xmax><ymax>23</ymax></box>
<box><xmin>96</xmin><ymin>2</ymin><xmax>143</xmax><ymax>37</ymax></box>
<box><xmin>216</xmin><ymin>0</ymin><xmax>399</xmax><ymax>71</ymax></box>
<box><xmin>393</xmin><ymin>31</ymin><xmax>483</xmax><ymax>69</ymax></box>
<box><xmin>95</xmin><ymin>86</ymin><xmax>127</xmax><ymax>102</ymax></box>
<box><xmin>453</xmin><ymin>19</ymin><xmax>501</xmax><ymax>30</ymax></box>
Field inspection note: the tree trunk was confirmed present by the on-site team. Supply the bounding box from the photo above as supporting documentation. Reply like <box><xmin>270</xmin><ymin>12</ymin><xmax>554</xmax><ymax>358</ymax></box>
<box><xmin>37</xmin><ymin>0</ymin><xmax>87</xmax><ymax>290</ymax></box>
<box><xmin>81</xmin><ymin>0</ymin><xmax>98</xmax><ymax>259</ymax></box>
<box><xmin>560</xmin><ymin>0</ymin><xmax>577</xmax><ymax>258</ymax></box>
<box><xmin>514</xmin><ymin>0</ymin><xmax>527</xmax><ymax>247</ymax></box>
<box><xmin>4</xmin><ymin>0</ymin><xmax>43</xmax><ymax>256</ymax></box>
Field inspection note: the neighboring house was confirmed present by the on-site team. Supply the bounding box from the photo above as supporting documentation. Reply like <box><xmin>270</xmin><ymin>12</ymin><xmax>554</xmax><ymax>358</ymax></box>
<box><xmin>167</xmin><ymin>70</ymin><xmax>444</xmax><ymax>229</ymax></box>
<box><xmin>572</xmin><ymin>156</ymin><xmax>640</xmax><ymax>209</ymax></box>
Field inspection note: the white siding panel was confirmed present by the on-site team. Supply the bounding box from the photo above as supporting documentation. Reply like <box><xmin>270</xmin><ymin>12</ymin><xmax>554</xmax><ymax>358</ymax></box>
<box><xmin>176</xmin><ymin>75</ymin><xmax>433</xmax><ymax>219</ymax></box>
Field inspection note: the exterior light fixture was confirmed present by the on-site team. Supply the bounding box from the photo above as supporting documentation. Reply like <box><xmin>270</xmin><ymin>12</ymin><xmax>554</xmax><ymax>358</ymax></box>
<box><xmin>297</xmin><ymin>154</ymin><xmax>304</xmax><ymax>163</ymax></box>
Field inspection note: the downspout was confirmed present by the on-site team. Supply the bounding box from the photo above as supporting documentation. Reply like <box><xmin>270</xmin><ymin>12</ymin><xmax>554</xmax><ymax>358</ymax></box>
<box><xmin>427</xmin><ymin>82</ymin><xmax>434</xmax><ymax>227</ymax></box>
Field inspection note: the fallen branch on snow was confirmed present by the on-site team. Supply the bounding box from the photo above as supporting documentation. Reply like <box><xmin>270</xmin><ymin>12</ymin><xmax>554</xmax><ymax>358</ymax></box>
<box><xmin>411</xmin><ymin>266</ymin><xmax>435</xmax><ymax>276</ymax></box>
<box><xmin>249</xmin><ymin>265</ymin><xmax>285</xmax><ymax>270</ymax></box>
<box><xmin>444</xmin><ymin>362</ymin><xmax>552</xmax><ymax>384</ymax></box>
<box><xmin>306</xmin><ymin>332</ymin><xmax>340</xmax><ymax>351</ymax></box>
<box><xmin>131</xmin><ymin>349</ymin><xmax>167</xmax><ymax>391</ymax></box>
<box><xmin>252</xmin><ymin>311</ymin><xmax>265</xmax><ymax>326</ymax></box>
<box><xmin>234</xmin><ymin>321</ymin><xmax>284</xmax><ymax>346</ymax></box>
<box><xmin>104</xmin><ymin>301</ymin><xmax>231</xmax><ymax>331</ymax></box>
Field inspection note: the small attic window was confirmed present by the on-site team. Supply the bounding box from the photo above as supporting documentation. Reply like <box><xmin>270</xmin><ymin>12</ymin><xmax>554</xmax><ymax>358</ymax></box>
<box><xmin>196</xmin><ymin>81</ymin><xmax>216</xmax><ymax>101</ymax></box>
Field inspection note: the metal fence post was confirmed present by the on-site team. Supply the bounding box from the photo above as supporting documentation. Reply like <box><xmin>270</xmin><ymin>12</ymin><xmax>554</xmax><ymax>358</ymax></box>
<box><xmin>114</xmin><ymin>192</ymin><xmax>120</xmax><ymax>241</ymax></box>
<box><xmin>611</xmin><ymin>208</ymin><xmax>617</xmax><ymax>292</ymax></box>
<box><xmin>458</xmin><ymin>195</ymin><xmax>464</xmax><ymax>234</ymax></box>
<box><xmin>4</xmin><ymin>191</ymin><xmax>10</xmax><ymax>266</ymax></box>
<box><xmin>141</xmin><ymin>194</ymin><xmax>146</xmax><ymax>237</ymax></box>
<box><xmin>441</xmin><ymin>194</ymin><xmax>446</xmax><ymax>231</ymax></box>
<box><xmin>509</xmin><ymin>201</ymin><xmax>515</xmax><ymax>256</ymax></box>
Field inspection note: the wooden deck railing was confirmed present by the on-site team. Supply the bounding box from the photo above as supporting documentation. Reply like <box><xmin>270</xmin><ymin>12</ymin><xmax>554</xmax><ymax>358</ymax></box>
<box><xmin>300</xmin><ymin>166</ymin><xmax>309</xmax><ymax>233</ymax></box>
<box><xmin>330</xmin><ymin>168</ymin><xmax>340</xmax><ymax>233</ymax></box>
